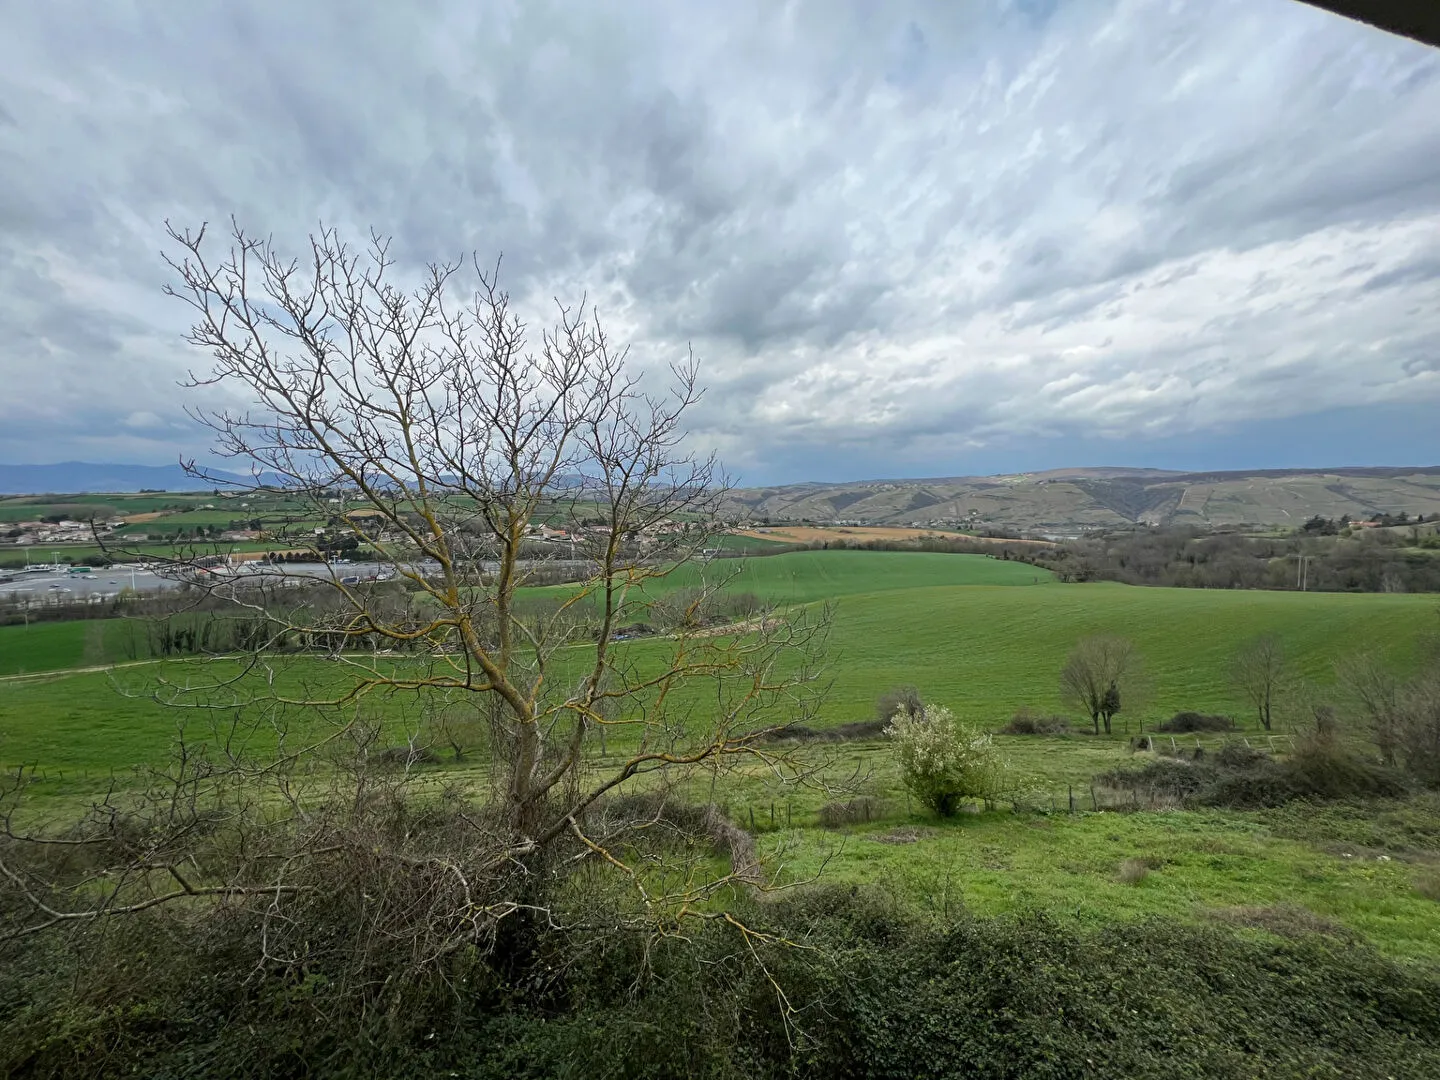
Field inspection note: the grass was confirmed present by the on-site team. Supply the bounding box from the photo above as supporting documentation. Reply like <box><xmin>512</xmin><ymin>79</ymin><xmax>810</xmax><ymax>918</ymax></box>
<box><xmin>0</xmin><ymin>619</ymin><xmax>153</xmax><ymax>675</ymax></box>
<box><xmin>757</xmin><ymin>805</ymin><xmax>1440</xmax><ymax>961</ymax></box>
<box><xmin>528</xmin><ymin>548</ymin><xmax>1051</xmax><ymax>611</ymax></box>
<box><xmin>3</xmin><ymin>548</ymin><xmax>1439</xmax><ymax>962</ymax></box>
<box><xmin>2</xmin><ymin>551</ymin><xmax>1432</xmax><ymax>770</ymax></box>
<box><xmin>817</xmin><ymin>581</ymin><xmax>1431</xmax><ymax>727</ymax></box>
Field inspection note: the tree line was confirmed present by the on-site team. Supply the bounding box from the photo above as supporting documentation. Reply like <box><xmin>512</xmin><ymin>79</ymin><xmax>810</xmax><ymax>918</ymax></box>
<box><xmin>1039</xmin><ymin>525</ymin><xmax>1440</xmax><ymax>592</ymax></box>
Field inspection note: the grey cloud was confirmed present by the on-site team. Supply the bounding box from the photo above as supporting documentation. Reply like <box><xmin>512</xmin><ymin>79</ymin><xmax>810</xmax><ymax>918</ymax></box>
<box><xmin>1</xmin><ymin>0</ymin><xmax>1439</xmax><ymax>479</ymax></box>
<box><xmin>1363</xmin><ymin>253</ymin><xmax>1440</xmax><ymax>292</ymax></box>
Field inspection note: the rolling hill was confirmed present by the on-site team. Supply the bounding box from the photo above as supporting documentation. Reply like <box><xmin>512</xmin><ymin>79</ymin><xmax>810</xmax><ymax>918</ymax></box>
<box><xmin>723</xmin><ymin>465</ymin><xmax>1440</xmax><ymax>532</ymax></box>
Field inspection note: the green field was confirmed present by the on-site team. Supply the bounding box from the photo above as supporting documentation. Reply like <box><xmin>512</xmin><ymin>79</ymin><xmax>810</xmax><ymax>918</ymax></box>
<box><xmin>663</xmin><ymin>548</ymin><xmax>1049</xmax><ymax>602</ymax></box>
<box><xmin>2</xmin><ymin>550</ymin><xmax>1430</xmax><ymax>768</ymax></box>
<box><xmin>0</xmin><ymin>619</ymin><xmax>155</xmax><ymax>676</ymax></box>
<box><xmin>3</xmin><ymin>549</ymin><xmax>1439</xmax><ymax>961</ymax></box>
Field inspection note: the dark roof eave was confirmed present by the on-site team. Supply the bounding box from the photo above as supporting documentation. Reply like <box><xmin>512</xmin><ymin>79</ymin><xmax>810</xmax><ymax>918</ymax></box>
<box><xmin>1297</xmin><ymin>1</ymin><xmax>1440</xmax><ymax>48</ymax></box>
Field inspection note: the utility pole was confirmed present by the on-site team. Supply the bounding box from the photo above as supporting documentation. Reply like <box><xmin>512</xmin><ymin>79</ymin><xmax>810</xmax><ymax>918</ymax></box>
<box><xmin>1292</xmin><ymin>554</ymin><xmax>1311</xmax><ymax>591</ymax></box>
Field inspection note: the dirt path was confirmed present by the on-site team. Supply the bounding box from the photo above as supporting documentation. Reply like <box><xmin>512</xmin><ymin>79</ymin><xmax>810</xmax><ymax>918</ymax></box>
<box><xmin>0</xmin><ymin>657</ymin><xmax>170</xmax><ymax>682</ymax></box>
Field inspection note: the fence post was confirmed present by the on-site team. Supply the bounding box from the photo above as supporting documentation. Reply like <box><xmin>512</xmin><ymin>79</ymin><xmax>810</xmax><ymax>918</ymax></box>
<box><xmin>1090</xmin><ymin>783</ymin><xmax>1097</xmax><ymax>811</ymax></box>
<box><xmin>1068</xmin><ymin>785</ymin><xmax>1075</xmax><ymax>813</ymax></box>
<box><xmin>749</xmin><ymin>806</ymin><xmax>756</xmax><ymax>831</ymax></box>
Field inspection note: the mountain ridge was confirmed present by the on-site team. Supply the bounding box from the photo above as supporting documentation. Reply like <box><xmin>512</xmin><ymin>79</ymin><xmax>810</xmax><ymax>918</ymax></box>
<box><xmin>722</xmin><ymin>465</ymin><xmax>1440</xmax><ymax>531</ymax></box>
<box><xmin>5</xmin><ymin>462</ymin><xmax>1440</xmax><ymax>531</ymax></box>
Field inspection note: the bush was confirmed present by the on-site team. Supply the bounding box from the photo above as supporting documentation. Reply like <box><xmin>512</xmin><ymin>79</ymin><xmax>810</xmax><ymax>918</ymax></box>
<box><xmin>8</xmin><ymin>884</ymin><xmax>1440</xmax><ymax>1077</ymax></box>
<box><xmin>818</xmin><ymin>797</ymin><xmax>884</xmax><ymax>829</ymax></box>
<box><xmin>373</xmin><ymin>745</ymin><xmax>441</xmax><ymax>767</ymax></box>
<box><xmin>1156</xmin><ymin>711</ymin><xmax>1234</xmax><ymax>733</ymax></box>
<box><xmin>887</xmin><ymin>705</ymin><xmax>1022</xmax><ymax>817</ymax></box>
<box><xmin>1100</xmin><ymin>732</ymin><xmax>1410</xmax><ymax>809</ymax></box>
<box><xmin>876</xmin><ymin>685</ymin><xmax>923</xmax><ymax>723</ymax></box>
<box><xmin>1206</xmin><ymin>903</ymin><xmax>1358</xmax><ymax>941</ymax></box>
<box><xmin>1416</xmin><ymin>869</ymin><xmax>1440</xmax><ymax>903</ymax></box>
<box><xmin>1116</xmin><ymin>858</ymin><xmax>1150</xmax><ymax>885</ymax></box>
<box><xmin>760</xmin><ymin>719</ymin><xmax>888</xmax><ymax>743</ymax></box>
<box><xmin>999</xmin><ymin>708</ymin><xmax>1071</xmax><ymax>735</ymax></box>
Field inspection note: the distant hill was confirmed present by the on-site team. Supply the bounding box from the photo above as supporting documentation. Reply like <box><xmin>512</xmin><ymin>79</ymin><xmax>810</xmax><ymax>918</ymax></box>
<box><xmin>0</xmin><ymin>462</ymin><xmax>249</xmax><ymax>495</ymax></box>
<box><xmin>722</xmin><ymin>466</ymin><xmax>1440</xmax><ymax>532</ymax></box>
<box><xmin>8</xmin><ymin>462</ymin><xmax>1440</xmax><ymax>530</ymax></box>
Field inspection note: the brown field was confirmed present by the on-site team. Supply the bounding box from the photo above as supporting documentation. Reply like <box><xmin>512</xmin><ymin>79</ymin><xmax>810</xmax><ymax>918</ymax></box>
<box><xmin>121</xmin><ymin>512</ymin><xmax>166</xmax><ymax>523</ymax></box>
<box><xmin>734</xmin><ymin>526</ymin><xmax>1053</xmax><ymax>546</ymax></box>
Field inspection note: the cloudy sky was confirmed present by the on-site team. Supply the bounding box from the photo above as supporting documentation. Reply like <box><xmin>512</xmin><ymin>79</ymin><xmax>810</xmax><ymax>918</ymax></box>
<box><xmin>1</xmin><ymin>0</ymin><xmax>1438</xmax><ymax>485</ymax></box>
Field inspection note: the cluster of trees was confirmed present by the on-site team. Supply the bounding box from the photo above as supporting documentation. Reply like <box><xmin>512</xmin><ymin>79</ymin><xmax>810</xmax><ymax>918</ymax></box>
<box><xmin>1040</xmin><ymin>526</ymin><xmax>1440</xmax><ymax>592</ymax></box>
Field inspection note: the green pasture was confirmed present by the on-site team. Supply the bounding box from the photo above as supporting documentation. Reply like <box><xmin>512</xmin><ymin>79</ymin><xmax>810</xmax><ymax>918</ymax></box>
<box><xmin>0</xmin><ymin>619</ymin><xmax>155</xmax><ymax>676</ymax></box>
<box><xmin>0</xmin><ymin>494</ymin><xmax>211</xmax><ymax>521</ymax></box>
<box><xmin>1</xmin><ymin>550</ymin><xmax>1431</xmax><ymax>773</ymax></box>
<box><xmin>532</xmin><ymin>548</ymin><xmax>1050</xmax><ymax>610</ymax></box>
<box><xmin>818</xmin><ymin>581</ymin><xmax>1433</xmax><ymax>727</ymax></box>
<box><xmin>3</xmin><ymin>548</ymin><xmax>1439</xmax><ymax>960</ymax></box>
<box><xmin>706</xmin><ymin>531</ymin><xmax>796</xmax><ymax>553</ymax></box>
<box><xmin>760</xmin><ymin>802</ymin><xmax>1440</xmax><ymax>962</ymax></box>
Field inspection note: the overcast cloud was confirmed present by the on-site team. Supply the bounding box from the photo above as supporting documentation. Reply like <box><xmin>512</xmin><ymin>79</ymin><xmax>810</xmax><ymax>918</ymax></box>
<box><xmin>1</xmin><ymin>0</ymin><xmax>1438</xmax><ymax>483</ymax></box>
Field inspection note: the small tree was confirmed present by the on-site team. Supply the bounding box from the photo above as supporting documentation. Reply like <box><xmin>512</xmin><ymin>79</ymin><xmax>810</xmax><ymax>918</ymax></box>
<box><xmin>1060</xmin><ymin>635</ymin><xmax>1137</xmax><ymax>735</ymax></box>
<box><xmin>876</xmin><ymin>685</ymin><xmax>923</xmax><ymax>723</ymax></box>
<box><xmin>1339</xmin><ymin>653</ymin><xmax>1402</xmax><ymax>766</ymax></box>
<box><xmin>887</xmin><ymin>704</ymin><xmax>1014</xmax><ymax>817</ymax></box>
<box><xmin>1232</xmin><ymin>633</ymin><xmax>1287</xmax><ymax>731</ymax></box>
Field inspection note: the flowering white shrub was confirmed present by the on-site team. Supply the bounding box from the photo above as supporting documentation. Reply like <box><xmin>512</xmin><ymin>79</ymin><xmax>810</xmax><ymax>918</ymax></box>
<box><xmin>886</xmin><ymin>705</ymin><xmax>1017</xmax><ymax>817</ymax></box>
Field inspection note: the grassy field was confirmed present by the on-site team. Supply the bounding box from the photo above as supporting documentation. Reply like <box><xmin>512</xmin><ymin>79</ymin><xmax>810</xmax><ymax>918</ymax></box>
<box><xmin>759</xmin><ymin>802</ymin><xmax>1440</xmax><ymax>960</ymax></box>
<box><xmin>641</xmin><ymin>548</ymin><xmax>1049</xmax><ymax>604</ymax></box>
<box><xmin>2</xmin><ymin>551</ymin><xmax>1430</xmax><ymax>772</ymax></box>
<box><xmin>0</xmin><ymin>619</ymin><xmax>154</xmax><ymax>676</ymax></box>
<box><xmin>3</xmin><ymin>549</ymin><xmax>1438</xmax><ymax>961</ymax></box>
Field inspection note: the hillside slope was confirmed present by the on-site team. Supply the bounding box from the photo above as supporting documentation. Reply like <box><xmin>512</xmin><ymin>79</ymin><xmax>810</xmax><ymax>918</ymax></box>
<box><xmin>723</xmin><ymin>466</ymin><xmax>1440</xmax><ymax>531</ymax></box>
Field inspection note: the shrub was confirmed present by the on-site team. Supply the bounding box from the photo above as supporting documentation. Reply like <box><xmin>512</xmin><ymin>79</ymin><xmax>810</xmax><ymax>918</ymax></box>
<box><xmin>818</xmin><ymin>797</ymin><xmax>884</xmax><ymax>829</ymax></box>
<box><xmin>1116</xmin><ymin>858</ymin><xmax>1150</xmax><ymax>885</ymax></box>
<box><xmin>876</xmin><ymin>685</ymin><xmax>923</xmax><ymax>723</ymax></box>
<box><xmin>759</xmin><ymin>719</ymin><xmax>888</xmax><ymax>743</ymax></box>
<box><xmin>1416</xmin><ymin>869</ymin><xmax>1440</xmax><ymax>903</ymax></box>
<box><xmin>1098</xmin><ymin>756</ymin><xmax>1211</xmax><ymax>800</ymax></box>
<box><xmin>1000</xmin><ymin>708</ymin><xmax>1071</xmax><ymax>735</ymax></box>
<box><xmin>1156</xmin><ymin>711</ymin><xmax>1235</xmax><ymax>733</ymax></box>
<box><xmin>1206</xmin><ymin>904</ymin><xmax>1357</xmax><ymax>941</ymax></box>
<box><xmin>1100</xmin><ymin>731</ymin><xmax>1409</xmax><ymax>809</ymax></box>
<box><xmin>1283</xmin><ymin>731</ymin><xmax>1410</xmax><ymax>801</ymax></box>
<box><xmin>887</xmin><ymin>705</ymin><xmax>1021</xmax><ymax>817</ymax></box>
<box><xmin>373</xmin><ymin>745</ymin><xmax>441</xmax><ymax>767</ymax></box>
<box><xmin>649</xmin><ymin>587</ymin><xmax>715</xmax><ymax>629</ymax></box>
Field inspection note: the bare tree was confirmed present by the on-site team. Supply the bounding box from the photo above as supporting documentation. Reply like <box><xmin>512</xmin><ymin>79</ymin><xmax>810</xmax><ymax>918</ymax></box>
<box><xmin>1060</xmin><ymin>635</ymin><xmax>1136</xmax><ymax>735</ymax></box>
<box><xmin>1340</xmin><ymin>651</ymin><xmax>1440</xmax><ymax>782</ymax></box>
<box><xmin>1232</xmin><ymin>633</ymin><xmax>1287</xmax><ymax>731</ymax></box>
<box><xmin>2</xmin><ymin>222</ymin><xmax>831</xmax><ymax>977</ymax></box>
<box><xmin>876</xmin><ymin>685</ymin><xmax>924</xmax><ymax>723</ymax></box>
<box><xmin>1339</xmin><ymin>652</ymin><xmax>1402</xmax><ymax>766</ymax></box>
